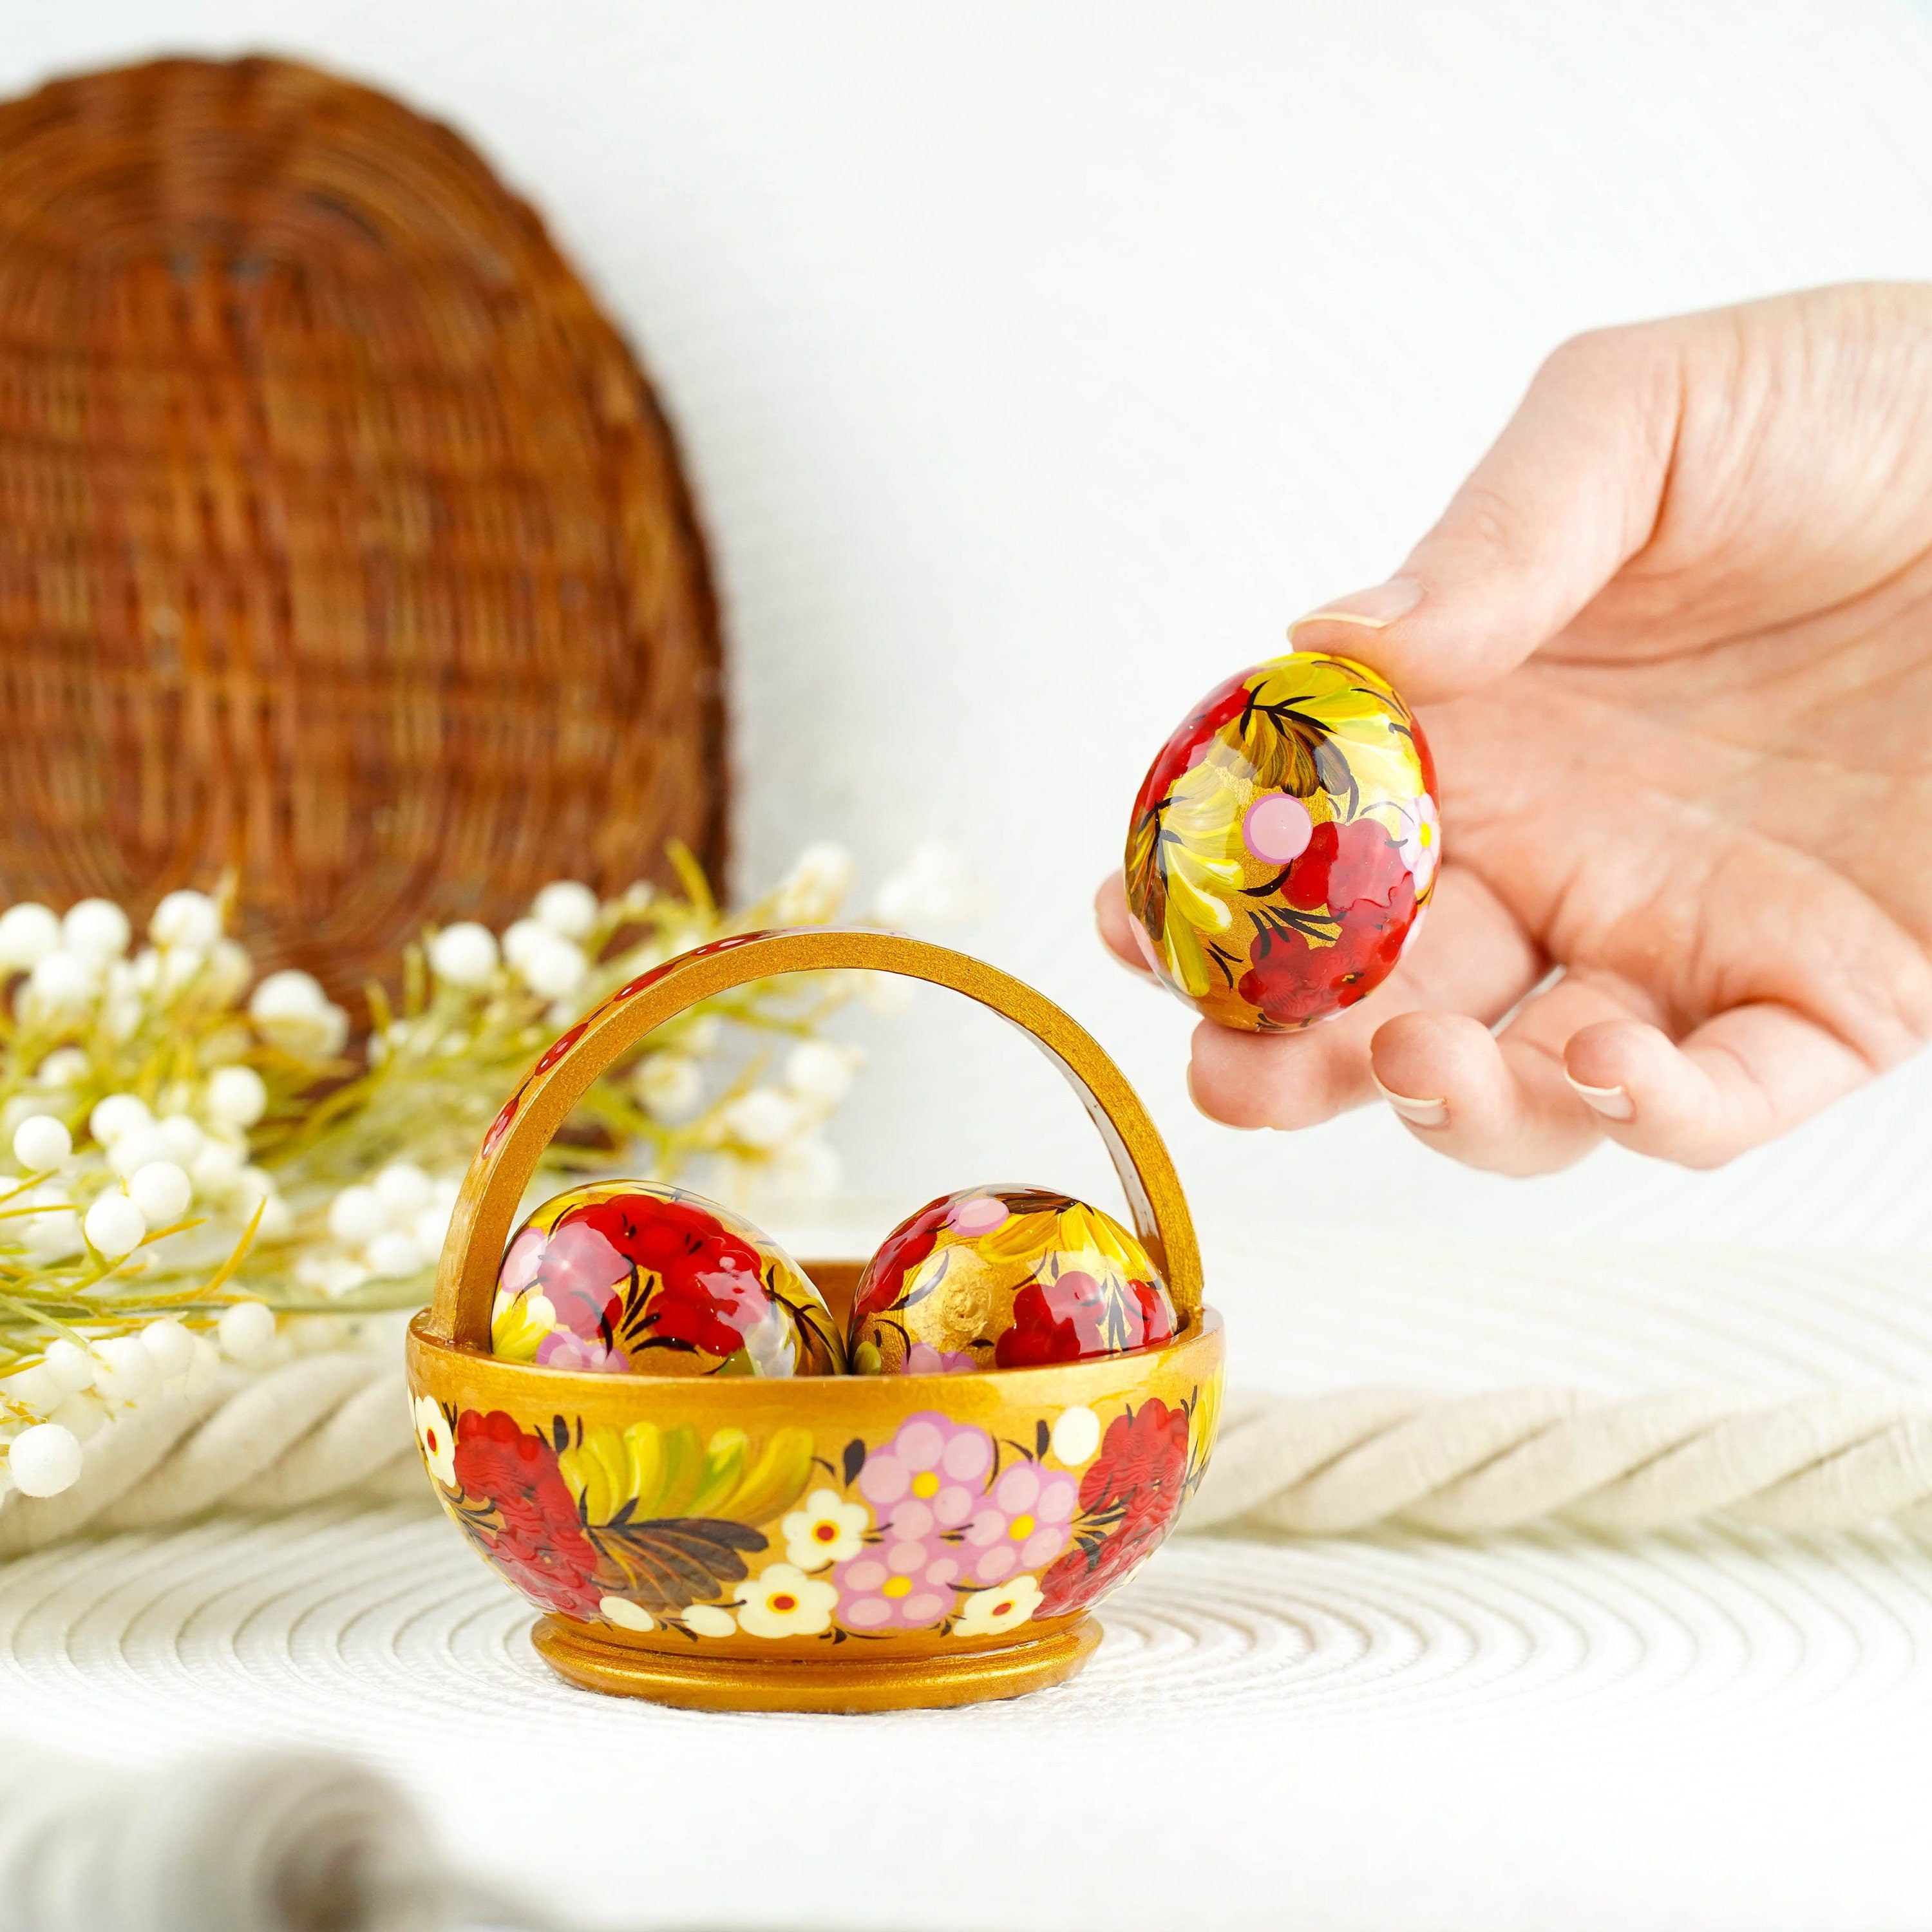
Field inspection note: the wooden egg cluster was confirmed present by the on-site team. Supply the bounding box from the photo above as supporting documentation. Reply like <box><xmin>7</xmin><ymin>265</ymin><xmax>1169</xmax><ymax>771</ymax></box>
<box><xmin>491</xmin><ymin>1180</ymin><xmax>1175</xmax><ymax>1379</ymax></box>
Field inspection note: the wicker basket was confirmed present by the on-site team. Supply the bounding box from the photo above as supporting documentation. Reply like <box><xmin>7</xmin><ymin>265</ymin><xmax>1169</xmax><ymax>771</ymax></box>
<box><xmin>0</xmin><ymin>56</ymin><xmax>726</xmax><ymax>1003</ymax></box>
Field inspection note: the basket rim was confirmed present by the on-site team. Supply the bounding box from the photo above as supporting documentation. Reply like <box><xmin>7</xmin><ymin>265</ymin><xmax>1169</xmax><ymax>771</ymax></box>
<box><xmin>406</xmin><ymin>1302</ymin><xmax>1223</xmax><ymax>1413</ymax></box>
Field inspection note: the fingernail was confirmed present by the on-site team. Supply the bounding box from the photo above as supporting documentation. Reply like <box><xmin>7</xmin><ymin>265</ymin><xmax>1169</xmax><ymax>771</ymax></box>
<box><xmin>1566</xmin><ymin>1074</ymin><xmax>1635</xmax><ymax>1121</ymax></box>
<box><xmin>1289</xmin><ymin>577</ymin><xmax>1423</xmax><ymax>638</ymax></box>
<box><xmin>1370</xmin><ymin>1068</ymin><xmax>1448</xmax><ymax>1128</ymax></box>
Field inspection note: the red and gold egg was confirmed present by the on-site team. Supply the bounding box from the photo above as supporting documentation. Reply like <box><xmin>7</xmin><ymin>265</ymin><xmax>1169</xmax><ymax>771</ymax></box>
<box><xmin>849</xmin><ymin>1185</ymin><xmax>1177</xmax><ymax>1374</ymax></box>
<box><xmin>491</xmin><ymin>1180</ymin><xmax>843</xmax><ymax>1377</ymax></box>
<box><xmin>1125</xmin><ymin>650</ymin><xmax>1437</xmax><ymax>1031</ymax></box>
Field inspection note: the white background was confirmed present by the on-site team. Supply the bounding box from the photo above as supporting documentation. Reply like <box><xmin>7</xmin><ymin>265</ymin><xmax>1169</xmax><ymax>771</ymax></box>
<box><xmin>7</xmin><ymin>16</ymin><xmax>1932</xmax><ymax>1930</ymax></box>
<box><xmin>6</xmin><ymin>1</ymin><xmax>1932</xmax><ymax>1256</ymax></box>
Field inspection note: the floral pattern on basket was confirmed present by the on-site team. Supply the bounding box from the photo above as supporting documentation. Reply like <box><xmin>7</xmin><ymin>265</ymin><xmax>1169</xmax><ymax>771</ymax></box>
<box><xmin>418</xmin><ymin>1388</ymin><xmax>1218</xmax><ymax>1641</ymax></box>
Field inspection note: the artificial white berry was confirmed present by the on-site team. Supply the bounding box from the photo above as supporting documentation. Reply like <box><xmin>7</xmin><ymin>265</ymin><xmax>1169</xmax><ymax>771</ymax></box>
<box><xmin>90</xmin><ymin>1092</ymin><xmax>153</xmax><ymax>1146</ymax></box>
<box><xmin>428</xmin><ymin>922</ymin><xmax>500</xmax><ymax>986</ymax></box>
<box><xmin>533</xmin><ymin>880</ymin><xmax>599</xmax><ymax>939</ymax></box>
<box><xmin>0</xmin><ymin>1363</ymin><xmax>56</xmax><ymax>1411</ymax></box>
<box><xmin>205</xmin><ymin>1065</ymin><xmax>268</xmax><ymax>1128</ymax></box>
<box><xmin>501</xmin><ymin>918</ymin><xmax>549</xmax><ymax>969</ymax></box>
<box><xmin>83</xmin><ymin>1192</ymin><xmax>147</xmax><ymax>1260</ymax></box>
<box><xmin>140</xmin><ymin>1317</ymin><xmax>196</xmax><ymax>1379</ymax></box>
<box><xmin>61</xmin><ymin>898</ymin><xmax>131</xmax><ymax>960</ymax></box>
<box><xmin>184</xmin><ymin>1336</ymin><xmax>222</xmax><ymax>1396</ymax></box>
<box><xmin>723</xmin><ymin>1088</ymin><xmax>800</xmax><ymax>1151</ymax></box>
<box><xmin>327</xmin><ymin>1185</ymin><xmax>388</xmax><ymax>1246</ymax></box>
<box><xmin>206</xmin><ymin>940</ymin><xmax>252</xmax><ymax>1002</ymax></box>
<box><xmin>28</xmin><ymin>951</ymin><xmax>97</xmax><ymax>1009</ymax></box>
<box><xmin>155</xmin><ymin>1114</ymin><xmax>205</xmax><ymax>1164</ymax></box>
<box><xmin>784</xmin><ymin>1039</ymin><xmax>858</xmax><ymax>1108</ymax></box>
<box><xmin>7</xmin><ymin>1423</ymin><xmax>82</xmax><ymax>1497</ymax></box>
<box><xmin>35</xmin><ymin>1048</ymin><xmax>88</xmax><ymax>1090</ymax></box>
<box><xmin>21</xmin><ymin>1198</ymin><xmax>82</xmax><ymax>1261</ymax></box>
<box><xmin>156</xmin><ymin>945</ymin><xmax>207</xmax><ymax>993</ymax></box>
<box><xmin>190</xmin><ymin>1139</ymin><xmax>246</xmax><ymax>1193</ymax></box>
<box><xmin>772</xmin><ymin>1132</ymin><xmax>842</xmax><ymax>1202</ymax></box>
<box><xmin>873</xmin><ymin>841</ymin><xmax>982</xmax><ymax>929</ymax></box>
<box><xmin>519</xmin><ymin>935</ymin><xmax>586</xmax><ymax>999</ymax></box>
<box><xmin>93</xmin><ymin>1334</ymin><xmax>159</xmax><ymax>1405</ymax></box>
<box><xmin>635</xmin><ymin>1053</ymin><xmax>701</xmax><ymax>1121</ymax></box>
<box><xmin>365</xmin><ymin>1229</ymin><xmax>425</xmax><ymax>1279</ymax></box>
<box><xmin>249</xmin><ymin>968</ymin><xmax>327</xmax><ymax>1023</ymax></box>
<box><xmin>129</xmin><ymin>1160</ymin><xmax>193</xmax><ymax>1226</ymax></box>
<box><xmin>217</xmin><ymin>1301</ymin><xmax>276</xmax><ymax>1361</ymax></box>
<box><xmin>149</xmin><ymin>889</ymin><xmax>221</xmax><ymax>951</ymax></box>
<box><xmin>42</xmin><ymin>1339</ymin><xmax>97</xmax><ymax>1394</ymax></box>
<box><xmin>12</xmin><ymin>1114</ymin><xmax>73</xmax><ymax>1172</ymax></box>
<box><xmin>772</xmin><ymin>842</ymin><xmax>855</xmax><ymax>923</ymax></box>
<box><xmin>411</xmin><ymin>1199</ymin><xmax>454</xmax><ymax>1257</ymax></box>
<box><xmin>49</xmin><ymin>1392</ymin><xmax>106</xmax><ymax>1442</ymax></box>
<box><xmin>374</xmin><ymin>1161</ymin><xmax>433</xmax><ymax>1217</ymax></box>
<box><xmin>0</xmin><ymin>902</ymin><xmax>61</xmax><ymax>970</ymax></box>
<box><xmin>107</xmin><ymin>1124</ymin><xmax>172</xmax><ymax>1178</ymax></box>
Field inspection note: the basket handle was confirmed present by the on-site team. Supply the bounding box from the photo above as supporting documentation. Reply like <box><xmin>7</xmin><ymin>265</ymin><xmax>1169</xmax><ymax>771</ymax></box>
<box><xmin>427</xmin><ymin>928</ymin><xmax>1202</xmax><ymax>1347</ymax></box>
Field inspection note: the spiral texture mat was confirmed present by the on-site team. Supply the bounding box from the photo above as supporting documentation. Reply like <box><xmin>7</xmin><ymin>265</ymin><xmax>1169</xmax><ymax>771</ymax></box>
<box><xmin>3</xmin><ymin>1234</ymin><xmax>1932</xmax><ymax>1931</ymax></box>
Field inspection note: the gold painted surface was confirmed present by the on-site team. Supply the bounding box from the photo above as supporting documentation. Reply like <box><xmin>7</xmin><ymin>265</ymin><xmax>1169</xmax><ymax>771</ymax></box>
<box><xmin>532</xmin><ymin>1615</ymin><xmax>1104</xmax><ymax>1712</ymax></box>
<box><xmin>407</xmin><ymin>1305</ymin><xmax>1223</xmax><ymax>1700</ymax></box>
<box><xmin>408</xmin><ymin>1304</ymin><xmax>1222</xmax><ymax>1439</ymax></box>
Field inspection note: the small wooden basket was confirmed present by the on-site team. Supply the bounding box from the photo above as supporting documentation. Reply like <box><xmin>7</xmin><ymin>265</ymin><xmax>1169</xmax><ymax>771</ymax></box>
<box><xmin>407</xmin><ymin>930</ymin><xmax>1225</xmax><ymax>1712</ymax></box>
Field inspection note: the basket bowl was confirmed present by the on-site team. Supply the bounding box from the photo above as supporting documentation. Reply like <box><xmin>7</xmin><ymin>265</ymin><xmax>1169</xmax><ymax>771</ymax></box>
<box><xmin>406</xmin><ymin>1264</ymin><xmax>1223</xmax><ymax>1712</ymax></box>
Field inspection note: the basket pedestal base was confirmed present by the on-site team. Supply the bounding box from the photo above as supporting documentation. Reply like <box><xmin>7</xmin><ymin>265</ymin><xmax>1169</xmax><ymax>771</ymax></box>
<box><xmin>532</xmin><ymin>1615</ymin><xmax>1103</xmax><ymax>1713</ymax></box>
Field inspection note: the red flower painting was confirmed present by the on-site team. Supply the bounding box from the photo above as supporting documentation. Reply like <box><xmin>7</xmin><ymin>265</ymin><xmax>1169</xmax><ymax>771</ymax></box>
<box><xmin>451</xmin><ymin>1409</ymin><xmax>603</xmax><ymax>1619</ymax></box>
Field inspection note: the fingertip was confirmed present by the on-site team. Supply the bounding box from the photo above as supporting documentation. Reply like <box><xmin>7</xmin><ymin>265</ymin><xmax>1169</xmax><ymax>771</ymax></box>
<box><xmin>1561</xmin><ymin>1019</ymin><xmax>1678</xmax><ymax>1126</ymax></box>
<box><xmin>1186</xmin><ymin>1025</ymin><xmax>1281</xmax><ymax>1129</ymax></box>
<box><xmin>1188</xmin><ymin>1019</ymin><xmax>1372</xmax><ymax>1131</ymax></box>
<box><xmin>1368</xmin><ymin>1009</ymin><xmax>1495</xmax><ymax>1102</ymax></box>
<box><xmin>1369</xmin><ymin>1009</ymin><xmax>1601</xmax><ymax>1172</ymax></box>
<box><xmin>1286</xmin><ymin>608</ymin><xmax>1456</xmax><ymax>707</ymax></box>
<box><xmin>1094</xmin><ymin>871</ymin><xmax>1155</xmax><ymax>978</ymax></box>
<box><xmin>1562</xmin><ymin>1018</ymin><xmax>1672</xmax><ymax>1088</ymax></box>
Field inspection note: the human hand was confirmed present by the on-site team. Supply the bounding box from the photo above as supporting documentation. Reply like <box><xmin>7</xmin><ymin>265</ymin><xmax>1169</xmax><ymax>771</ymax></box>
<box><xmin>1098</xmin><ymin>282</ymin><xmax>1932</xmax><ymax>1171</ymax></box>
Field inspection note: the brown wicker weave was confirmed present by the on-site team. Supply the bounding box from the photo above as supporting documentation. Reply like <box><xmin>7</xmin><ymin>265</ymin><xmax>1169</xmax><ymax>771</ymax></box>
<box><xmin>0</xmin><ymin>55</ymin><xmax>726</xmax><ymax>1002</ymax></box>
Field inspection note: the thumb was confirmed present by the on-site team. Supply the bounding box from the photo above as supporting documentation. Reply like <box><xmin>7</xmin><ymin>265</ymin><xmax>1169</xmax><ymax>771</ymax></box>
<box><xmin>1290</xmin><ymin>322</ymin><xmax>1686</xmax><ymax>704</ymax></box>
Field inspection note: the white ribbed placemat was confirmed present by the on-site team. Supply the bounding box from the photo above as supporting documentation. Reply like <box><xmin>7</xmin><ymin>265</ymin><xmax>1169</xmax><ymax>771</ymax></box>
<box><xmin>3</xmin><ymin>1235</ymin><xmax>1931</xmax><ymax>1932</ymax></box>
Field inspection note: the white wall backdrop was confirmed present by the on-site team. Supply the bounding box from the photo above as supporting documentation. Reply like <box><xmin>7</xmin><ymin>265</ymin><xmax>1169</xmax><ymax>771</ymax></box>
<box><xmin>8</xmin><ymin>1</ymin><xmax>1932</xmax><ymax>1256</ymax></box>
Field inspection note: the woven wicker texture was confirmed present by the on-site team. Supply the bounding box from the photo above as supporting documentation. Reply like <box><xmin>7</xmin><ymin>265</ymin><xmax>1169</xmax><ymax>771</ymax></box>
<box><xmin>0</xmin><ymin>55</ymin><xmax>725</xmax><ymax>999</ymax></box>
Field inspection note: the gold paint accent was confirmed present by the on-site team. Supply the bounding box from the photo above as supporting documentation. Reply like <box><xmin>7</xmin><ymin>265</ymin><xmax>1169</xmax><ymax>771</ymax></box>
<box><xmin>408</xmin><ymin>1304</ymin><xmax>1221</xmax><ymax>1435</ymax></box>
<box><xmin>531</xmin><ymin>1614</ymin><xmax>1104</xmax><ymax>1712</ymax></box>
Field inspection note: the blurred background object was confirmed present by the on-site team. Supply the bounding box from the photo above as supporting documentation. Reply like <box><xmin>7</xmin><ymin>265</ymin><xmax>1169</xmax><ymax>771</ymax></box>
<box><xmin>0</xmin><ymin>55</ymin><xmax>724</xmax><ymax>1007</ymax></box>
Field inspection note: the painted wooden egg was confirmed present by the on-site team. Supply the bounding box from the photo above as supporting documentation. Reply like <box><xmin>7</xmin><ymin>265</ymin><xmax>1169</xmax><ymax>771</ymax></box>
<box><xmin>1124</xmin><ymin>650</ymin><xmax>1438</xmax><ymax>1031</ymax></box>
<box><xmin>491</xmin><ymin>1180</ymin><xmax>844</xmax><ymax>1377</ymax></box>
<box><xmin>849</xmin><ymin>1186</ymin><xmax>1177</xmax><ymax>1374</ymax></box>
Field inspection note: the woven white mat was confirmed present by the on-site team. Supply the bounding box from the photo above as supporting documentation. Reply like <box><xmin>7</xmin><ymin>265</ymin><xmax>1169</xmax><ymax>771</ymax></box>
<box><xmin>3</xmin><ymin>1235</ymin><xmax>1931</xmax><ymax>1932</ymax></box>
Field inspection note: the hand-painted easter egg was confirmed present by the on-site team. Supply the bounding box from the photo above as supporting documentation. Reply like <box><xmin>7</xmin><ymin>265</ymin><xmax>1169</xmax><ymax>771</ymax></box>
<box><xmin>491</xmin><ymin>1180</ymin><xmax>844</xmax><ymax>1377</ymax></box>
<box><xmin>850</xmin><ymin>1186</ymin><xmax>1177</xmax><ymax>1374</ymax></box>
<box><xmin>1124</xmin><ymin>650</ymin><xmax>1438</xmax><ymax>1030</ymax></box>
